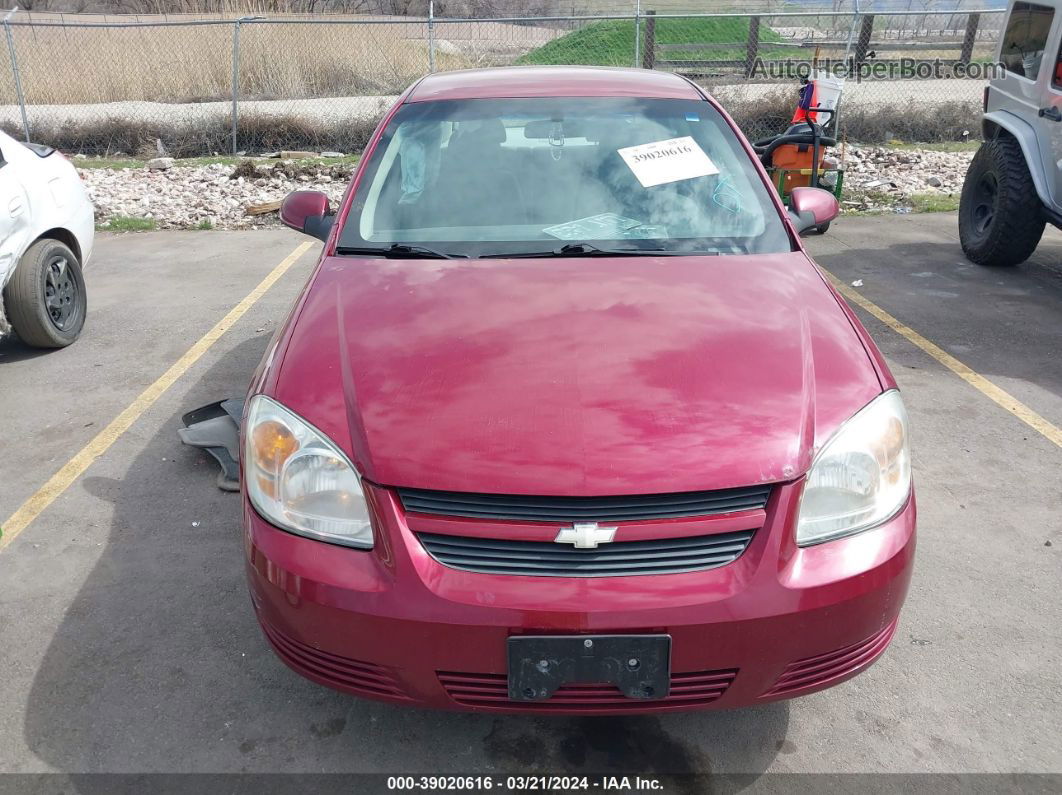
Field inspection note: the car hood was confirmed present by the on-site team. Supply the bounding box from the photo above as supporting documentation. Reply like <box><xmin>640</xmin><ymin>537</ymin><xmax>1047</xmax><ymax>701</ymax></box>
<box><xmin>273</xmin><ymin>252</ymin><xmax>881</xmax><ymax>495</ymax></box>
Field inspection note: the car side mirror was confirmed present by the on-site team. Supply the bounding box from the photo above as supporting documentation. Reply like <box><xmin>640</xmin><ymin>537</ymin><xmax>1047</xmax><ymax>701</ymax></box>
<box><xmin>788</xmin><ymin>187</ymin><xmax>839</xmax><ymax>236</ymax></box>
<box><xmin>280</xmin><ymin>190</ymin><xmax>334</xmax><ymax>242</ymax></box>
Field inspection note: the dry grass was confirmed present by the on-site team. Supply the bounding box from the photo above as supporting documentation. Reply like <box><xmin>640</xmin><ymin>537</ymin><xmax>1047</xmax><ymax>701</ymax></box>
<box><xmin>0</xmin><ymin>112</ymin><xmax>380</xmax><ymax>156</ymax></box>
<box><xmin>0</xmin><ymin>11</ymin><xmax>571</xmax><ymax>105</ymax></box>
<box><xmin>0</xmin><ymin>16</ymin><xmax>499</xmax><ymax>104</ymax></box>
<box><xmin>723</xmin><ymin>87</ymin><xmax>981</xmax><ymax>144</ymax></box>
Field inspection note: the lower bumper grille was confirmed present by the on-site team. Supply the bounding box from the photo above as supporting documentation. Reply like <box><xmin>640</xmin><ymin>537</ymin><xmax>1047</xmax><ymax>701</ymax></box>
<box><xmin>419</xmin><ymin>529</ymin><xmax>755</xmax><ymax>577</ymax></box>
<box><xmin>261</xmin><ymin>623</ymin><xmax>410</xmax><ymax>700</ymax></box>
<box><xmin>762</xmin><ymin>619</ymin><xmax>898</xmax><ymax>697</ymax></box>
<box><xmin>439</xmin><ymin>669</ymin><xmax>737</xmax><ymax>711</ymax></box>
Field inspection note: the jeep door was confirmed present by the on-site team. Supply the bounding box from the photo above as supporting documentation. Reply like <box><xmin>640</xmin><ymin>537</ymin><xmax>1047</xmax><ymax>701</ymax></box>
<box><xmin>996</xmin><ymin>1</ymin><xmax>1062</xmax><ymax>208</ymax></box>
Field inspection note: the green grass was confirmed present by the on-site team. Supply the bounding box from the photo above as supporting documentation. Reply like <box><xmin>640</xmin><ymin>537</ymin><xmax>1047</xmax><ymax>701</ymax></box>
<box><xmin>76</xmin><ymin>157</ymin><xmax>146</xmax><ymax>170</ymax></box>
<box><xmin>885</xmin><ymin>141</ymin><xmax>981</xmax><ymax>153</ymax></box>
<box><xmin>75</xmin><ymin>154</ymin><xmax>361</xmax><ymax>170</ymax></box>
<box><xmin>195</xmin><ymin>218</ymin><xmax>214</xmax><ymax>230</ymax></box>
<box><xmin>909</xmin><ymin>192</ymin><xmax>961</xmax><ymax>213</ymax></box>
<box><xmin>517</xmin><ymin>17</ymin><xmax>786</xmax><ymax>67</ymax></box>
<box><xmin>844</xmin><ymin>190</ymin><xmax>960</xmax><ymax>215</ymax></box>
<box><xmin>99</xmin><ymin>216</ymin><xmax>157</xmax><ymax>232</ymax></box>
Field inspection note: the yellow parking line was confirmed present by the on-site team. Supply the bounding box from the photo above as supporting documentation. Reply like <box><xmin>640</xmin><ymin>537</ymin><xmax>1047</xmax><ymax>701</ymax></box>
<box><xmin>823</xmin><ymin>269</ymin><xmax>1062</xmax><ymax>450</ymax></box>
<box><xmin>0</xmin><ymin>241</ymin><xmax>315</xmax><ymax>553</ymax></box>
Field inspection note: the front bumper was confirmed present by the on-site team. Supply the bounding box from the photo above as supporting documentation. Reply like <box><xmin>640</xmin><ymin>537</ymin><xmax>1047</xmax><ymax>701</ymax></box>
<box><xmin>244</xmin><ymin>481</ymin><xmax>915</xmax><ymax>714</ymax></box>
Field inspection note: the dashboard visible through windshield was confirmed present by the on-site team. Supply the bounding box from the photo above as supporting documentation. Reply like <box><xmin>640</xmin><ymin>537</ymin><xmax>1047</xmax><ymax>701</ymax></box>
<box><xmin>340</xmin><ymin>96</ymin><xmax>793</xmax><ymax>258</ymax></box>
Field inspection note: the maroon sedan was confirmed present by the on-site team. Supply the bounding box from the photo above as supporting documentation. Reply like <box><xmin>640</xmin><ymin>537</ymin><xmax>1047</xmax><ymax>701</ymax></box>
<box><xmin>243</xmin><ymin>66</ymin><xmax>914</xmax><ymax>713</ymax></box>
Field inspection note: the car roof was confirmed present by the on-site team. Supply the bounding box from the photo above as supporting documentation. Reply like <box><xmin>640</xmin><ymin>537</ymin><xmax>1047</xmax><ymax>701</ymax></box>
<box><xmin>405</xmin><ymin>66</ymin><xmax>705</xmax><ymax>103</ymax></box>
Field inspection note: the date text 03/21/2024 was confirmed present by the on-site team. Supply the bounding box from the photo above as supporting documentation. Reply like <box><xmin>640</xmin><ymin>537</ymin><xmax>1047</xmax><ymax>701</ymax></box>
<box><xmin>386</xmin><ymin>776</ymin><xmax>665</xmax><ymax>791</ymax></box>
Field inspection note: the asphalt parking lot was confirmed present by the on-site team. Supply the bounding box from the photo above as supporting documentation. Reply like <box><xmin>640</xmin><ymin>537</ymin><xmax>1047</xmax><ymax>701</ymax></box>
<box><xmin>0</xmin><ymin>215</ymin><xmax>1059</xmax><ymax>786</ymax></box>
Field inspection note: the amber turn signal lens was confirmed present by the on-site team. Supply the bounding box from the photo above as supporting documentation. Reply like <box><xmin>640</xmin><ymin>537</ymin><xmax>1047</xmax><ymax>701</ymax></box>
<box><xmin>252</xmin><ymin>420</ymin><xmax>298</xmax><ymax>475</ymax></box>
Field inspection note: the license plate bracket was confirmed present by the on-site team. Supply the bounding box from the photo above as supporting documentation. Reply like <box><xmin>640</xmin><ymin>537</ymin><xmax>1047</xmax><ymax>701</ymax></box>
<box><xmin>507</xmin><ymin>634</ymin><xmax>671</xmax><ymax>702</ymax></box>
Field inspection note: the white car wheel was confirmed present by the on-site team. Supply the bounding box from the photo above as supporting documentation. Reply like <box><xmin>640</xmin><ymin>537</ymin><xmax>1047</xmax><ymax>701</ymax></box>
<box><xmin>3</xmin><ymin>239</ymin><xmax>87</xmax><ymax>348</ymax></box>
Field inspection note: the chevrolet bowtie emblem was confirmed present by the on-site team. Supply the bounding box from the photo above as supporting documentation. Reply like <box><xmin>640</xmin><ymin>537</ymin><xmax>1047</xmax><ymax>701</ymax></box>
<box><xmin>554</xmin><ymin>522</ymin><xmax>617</xmax><ymax>549</ymax></box>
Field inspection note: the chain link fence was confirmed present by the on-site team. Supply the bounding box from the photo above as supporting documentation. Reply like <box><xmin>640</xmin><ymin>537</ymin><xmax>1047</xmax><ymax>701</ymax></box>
<box><xmin>0</xmin><ymin>5</ymin><xmax>1005</xmax><ymax>156</ymax></box>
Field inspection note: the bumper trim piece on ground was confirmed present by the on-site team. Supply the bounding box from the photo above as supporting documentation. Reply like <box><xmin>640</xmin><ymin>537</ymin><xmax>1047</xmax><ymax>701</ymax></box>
<box><xmin>177</xmin><ymin>398</ymin><xmax>244</xmax><ymax>491</ymax></box>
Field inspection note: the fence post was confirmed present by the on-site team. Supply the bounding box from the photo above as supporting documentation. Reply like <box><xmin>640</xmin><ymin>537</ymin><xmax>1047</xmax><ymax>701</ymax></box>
<box><xmin>231</xmin><ymin>16</ymin><xmax>262</xmax><ymax>155</ymax></box>
<box><xmin>855</xmin><ymin>14</ymin><xmax>874</xmax><ymax>64</ymax></box>
<box><xmin>960</xmin><ymin>12</ymin><xmax>980</xmax><ymax>66</ymax></box>
<box><xmin>231</xmin><ymin>19</ymin><xmax>241</xmax><ymax>155</ymax></box>
<box><xmin>3</xmin><ymin>7</ymin><xmax>29</xmax><ymax>143</ymax></box>
<box><xmin>641</xmin><ymin>9</ymin><xmax>655</xmax><ymax>70</ymax></box>
<box><xmin>842</xmin><ymin>0</ymin><xmax>861</xmax><ymax>65</ymax></box>
<box><xmin>633</xmin><ymin>0</ymin><xmax>641</xmax><ymax>69</ymax></box>
<box><xmin>428</xmin><ymin>0</ymin><xmax>435</xmax><ymax>73</ymax></box>
<box><xmin>745</xmin><ymin>15</ymin><xmax>760</xmax><ymax>79</ymax></box>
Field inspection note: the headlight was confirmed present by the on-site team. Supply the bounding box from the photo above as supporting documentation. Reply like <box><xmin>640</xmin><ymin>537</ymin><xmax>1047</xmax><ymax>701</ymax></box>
<box><xmin>244</xmin><ymin>395</ymin><xmax>373</xmax><ymax>549</ymax></box>
<box><xmin>796</xmin><ymin>390</ymin><xmax>911</xmax><ymax>546</ymax></box>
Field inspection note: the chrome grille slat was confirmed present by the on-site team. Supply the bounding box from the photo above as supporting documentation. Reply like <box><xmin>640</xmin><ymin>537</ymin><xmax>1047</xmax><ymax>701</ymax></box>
<box><xmin>400</xmin><ymin>502</ymin><xmax>767</xmax><ymax>521</ymax></box>
<box><xmin>418</xmin><ymin>529</ymin><xmax>755</xmax><ymax>577</ymax></box>
<box><xmin>398</xmin><ymin>485</ymin><xmax>770</xmax><ymax>523</ymax></box>
<box><xmin>435</xmin><ymin>552</ymin><xmax>740</xmax><ymax>570</ymax></box>
<box><xmin>422</xmin><ymin>538</ymin><xmax>749</xmax><ymax>563</ymax></box>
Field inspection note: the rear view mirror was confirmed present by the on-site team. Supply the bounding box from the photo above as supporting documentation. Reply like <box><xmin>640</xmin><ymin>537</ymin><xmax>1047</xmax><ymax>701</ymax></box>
<box><xmin>788</xmin><ymin>187</ymin><xmax>839</xmax><ymax>236</ymax></box>
<box><xmin>523</xmin><ymin>118</ymin><xmax>588</xmax><ymax>139</ymax></box>
<box><xmin>280</xmin><ymin>190</ymin><xmax>333</xmax><ymax>241</ymax></box>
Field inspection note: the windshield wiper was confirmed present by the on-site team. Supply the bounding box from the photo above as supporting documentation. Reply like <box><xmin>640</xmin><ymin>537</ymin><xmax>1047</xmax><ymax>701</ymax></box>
<box><xmin>481</xmin><ymin>243</ymin><xmax>718</xmax><ymax>259</ymax></box>
<box><xmin>335</xmin><ymin>243</ymin><xmax>461</xmax><ymax>259</ymax></box>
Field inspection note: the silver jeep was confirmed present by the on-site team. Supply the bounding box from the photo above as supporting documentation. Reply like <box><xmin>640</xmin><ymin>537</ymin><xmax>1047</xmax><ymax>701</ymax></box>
<box><xmin>960</xmin><ymin>0</ymin><xmax>1062</xmax><ymax>266</ymax></box>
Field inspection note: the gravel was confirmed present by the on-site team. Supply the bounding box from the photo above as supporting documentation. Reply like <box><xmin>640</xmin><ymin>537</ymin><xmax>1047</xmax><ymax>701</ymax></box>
<box><xmin>840</xmin><ymin>144</ymin><xmax>974</xmax><ymax>201</ymax></box>
<box><xmin>80</xmin><ymin>145</ymin><xmax>977</xmax><ymax>231</ymax></box>
<box><xmin>83</xmin><ymin>159</ymin><xmax>354</xmax><ymax>231</ymax></box>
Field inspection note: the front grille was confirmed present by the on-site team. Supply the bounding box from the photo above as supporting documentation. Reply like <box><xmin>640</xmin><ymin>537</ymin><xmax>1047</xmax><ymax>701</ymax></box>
<box><xmin>762</xmin><ymin>620</ymin><xmax>897</xmax><ymax>697</ymax></box>
<box><xmin>418</xmin><ymin>529</ymin><xmax>755</xmax><ymax>577</ymax></box>
<box><xmin>398</xmin><ymin>485</ymin><xmax>771</xmax><ymax>523</ymax></box>
<box><xmin>439</xmin><ymin>668</ymin><xmax>737</xmax><ymax>711</ymax></box>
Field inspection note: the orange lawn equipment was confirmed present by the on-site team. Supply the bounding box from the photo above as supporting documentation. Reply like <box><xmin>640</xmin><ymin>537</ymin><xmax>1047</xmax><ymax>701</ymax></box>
<box><xmin>752</xmin><ymin>76</ymin><xmax>844</xmax><ymax>214</ymax></box>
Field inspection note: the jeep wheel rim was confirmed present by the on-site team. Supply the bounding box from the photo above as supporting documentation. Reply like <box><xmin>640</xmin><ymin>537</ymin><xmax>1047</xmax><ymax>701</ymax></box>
<box><xmin>972</xmin><ymin>172</ymin><xmax>998</xmax><ymax>235</ymax></box>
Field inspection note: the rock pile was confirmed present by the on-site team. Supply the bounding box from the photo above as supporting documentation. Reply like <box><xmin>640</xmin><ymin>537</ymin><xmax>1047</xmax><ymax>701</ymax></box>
<box><xmin>81</xmin><ymin>146</ymin><xmax>977</xmax><ymax>231</ymax></box>
<box><xmin>841</xmin><ymin>145</ymin><xmax>973</xmax><ymax>197</ymax></box>
<box><xmin>83</xmin><ymin>159</ymin><xmax>355</xmax><ymax>231</ymax></box>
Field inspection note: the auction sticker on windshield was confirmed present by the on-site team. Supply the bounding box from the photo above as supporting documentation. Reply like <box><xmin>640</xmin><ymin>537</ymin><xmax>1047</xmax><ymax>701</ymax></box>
<box><xmin>618</xmin><ymin>136</ymin><xmax>719</xmax><ymax>188</ymax></box>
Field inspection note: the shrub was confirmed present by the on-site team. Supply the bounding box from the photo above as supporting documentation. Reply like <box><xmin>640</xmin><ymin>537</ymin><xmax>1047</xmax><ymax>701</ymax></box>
<box><xmin>3</xmin><ymin>113</ymin><xmax>381</xmax><ymax>157</ymax></box>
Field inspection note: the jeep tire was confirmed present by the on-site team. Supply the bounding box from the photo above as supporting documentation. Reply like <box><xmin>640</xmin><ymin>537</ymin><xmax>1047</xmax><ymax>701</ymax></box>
<box><xmin>959</xmin><ymin>136</ymin><xmax>1045</xmax><ymax>267</ymax></box>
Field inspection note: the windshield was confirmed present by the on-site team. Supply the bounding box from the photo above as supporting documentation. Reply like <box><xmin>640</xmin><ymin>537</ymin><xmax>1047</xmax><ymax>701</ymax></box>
<box><xmin>340</xmin><ymin>97</ymin><xmax>792</xmax><ymax>257</ymax></box>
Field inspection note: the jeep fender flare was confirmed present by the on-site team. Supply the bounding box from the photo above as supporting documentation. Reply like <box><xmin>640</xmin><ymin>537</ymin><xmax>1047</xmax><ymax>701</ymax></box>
<box><xmin>982</xmin><ymin>111</ymin><xmax>1052</xmax><ymax>208</ymax></box>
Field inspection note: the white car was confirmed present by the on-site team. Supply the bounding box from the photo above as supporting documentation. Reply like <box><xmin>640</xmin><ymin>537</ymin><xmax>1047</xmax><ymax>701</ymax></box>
<box><xmin>0</xmin><ymin>129</ymin><xmax>93</xmax><ymax>348</ymax></box>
